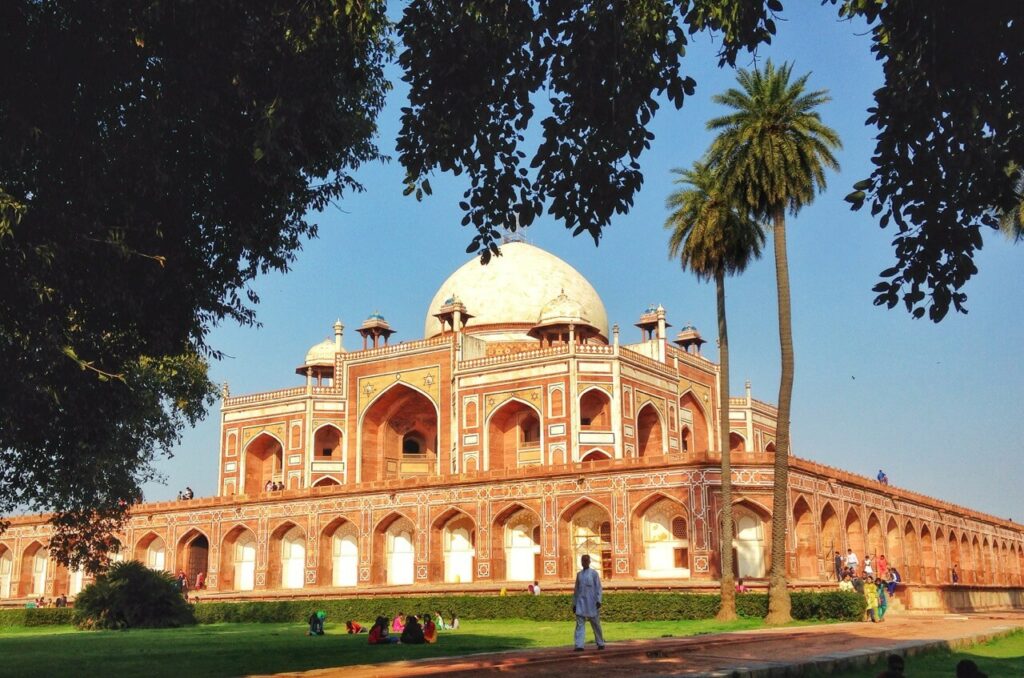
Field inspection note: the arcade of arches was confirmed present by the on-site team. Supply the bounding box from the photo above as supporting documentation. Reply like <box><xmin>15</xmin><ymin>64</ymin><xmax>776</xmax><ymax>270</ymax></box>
<box><xmin>3</xmin><ymin>463</ymin><xmax>1023</xmax><ymax>600</ymax></box>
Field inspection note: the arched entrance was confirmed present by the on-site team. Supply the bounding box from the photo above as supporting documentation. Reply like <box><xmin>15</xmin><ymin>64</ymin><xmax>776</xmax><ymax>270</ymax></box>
<box><xmin>562</xmin><ymin>501</ymin><xmax>612</xmax><ymax>579</ymax></box>
<box><xmin>792</xmin><ymin>497</ymin><xmax>816</xmax><ymax>579</ymax></box>
<box><xmin>885</xmin><ymin>518</ymin><xmax>903</xmax><ymax>570</ymax></box>
<box><xmin>313</xmin><ymin>424</ymin><xmax>343</xmax><ymax>461</ymax></box>
<box><xmin>68</xmin><ymin>568</ymin><xmax>85</xmax><ymax>597</ymax></box>
<box><xmin>19</xmin><ymin>542</ymin><xmax>47</xmax><ymax>597</ymax></box>
<box><xmin>493</xmin><ymin>505</ymin><xmax>541</xmax><ymax>582</ymax></box>
<box><xmin>442</xmin><ymin>518</ymin><xmax>475</xmax><ymax>584</ymax></box>
<box><xmin>320</xmin><ymin>518</ymin><xmax>358</xmax><ymax>587</ymax></box>
<box><xmin>579</xmin><ymin>389</ymin><xmax>612</xmax><ymax>430</ymax></box>
<box><xmin>972</xmin><ymin>537</ymin><xmax>984</xmax><ymax>584</ymax></box>
<box><xmin>961</xmin><ymin>534</ymin><xmax>973</xmax><ymax>584</ymax></box>
<box><xmin>845</xmin><ymin>509</ymin><xmax>865</xmax><ymax>562</ymax></box>
<box><xmin>948</xmin><ymin>532</ymin><xmax>961</xmax><ymax>583</ymax></box>
<box><xmin>487</xmin><ymin>399</ymin><xmax>541</xmax><ymax>471</ymax></box>
<box><xmin>360</xmin><ymin>385</ymin><xmax>439</xmax><ymax>481</ymax></box>
<box><xmin>903</xmin><ymin>522</ymin><xmax>921</xmax><ymax>582</ymax></box>
<box><xmin>269</xmin><ymin>524</ymin><xmax>306</xmax><ymax>589</ymax></box>
<box><xmin>636</xmin><ymin>404</ymin><xmax>664</xmax><ymax>457</ymax></box>
<box><xmin>819</xmin><ymin>503</ymin><xmax>840</xmax><ymax>565</ymax></box>
<box><xmin>220</xmin><ymin>526</ymin><xmax>257</xmax><ymax>592</ymax></box>
<box><xmin>733</xmin><ymin>504</ymin><xmax>768</xmax><ymax>578</ymax></box>
<box><xmin>866</xmin><ymin>513</ymin><xmax>883</xmax><ymax>559</ymax></box>
<box><xmin>177</xmin><ymin>530</ymin><xmax>209</xmax><ymax>587</ymax></box>
<box><xmin>678</xmin><ymin>392</ymin><xmax>709</xmax><ymax>455</ymax></box>
<box><xmin>243</xmin><ymin>433</ymin><xmax>284</xmax><ymax>494</ymax></box>
<box><xmin>636</xmin><ymin>497</ymin><xmax>689</xmax><ymax>578</ymax></box>
<box><xmin>580</xmin><ymin>449</ymin><xmax>611</xmax><ymax>463</ymax></box>
<box><xmin>729</xmin><ymin>432</ymin><xmax>746</xmax><ymax>453</ymax></box>
<box><xmin>0</xmin><ymin>545</ymin><xmax>12</xmax><ymax>599</ymax></box>
<box><xmin>921</xmin><ymin>526</ymin><xmax>936</xmax><ymax>584</ymax></box>
<box><xmin>135</xmin><ymin>533</ymin><xmax>166</xmax><ymax>571</ymax></box>
<box><xmin>386</xmin><ymin>519</ymin><xmax>415</xmax><ymax>585</ymax></box>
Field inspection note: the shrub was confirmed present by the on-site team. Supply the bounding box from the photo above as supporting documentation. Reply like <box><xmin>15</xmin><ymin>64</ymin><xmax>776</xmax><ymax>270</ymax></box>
<box><xmin>73</xmin><ymin>560</ymin><xmax>196</xmax><ymax>630</ymax></box>
<box><xmin>0</xmin><ymin>607</ymin><xmax>75</xmax><ymax>628</ymax></box>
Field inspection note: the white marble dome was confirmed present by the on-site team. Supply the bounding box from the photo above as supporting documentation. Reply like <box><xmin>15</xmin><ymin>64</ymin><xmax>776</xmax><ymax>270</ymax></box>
<box><xmin>424</xmin><ymin>242</ymin><xmax>608</xmax><ymax>340</ymax></box>
<box><xmin>537</xmin><ymin>290</ymin><xmax>588</xmax><ymax>326</ymax></box>
<box><xmin>304</xmin><ymin>338</ymin><xmax>337</xmax><ymax>366</ymax></box>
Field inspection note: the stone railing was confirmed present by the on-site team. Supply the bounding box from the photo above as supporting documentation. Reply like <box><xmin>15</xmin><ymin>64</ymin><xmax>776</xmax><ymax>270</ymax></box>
<box><xmin>459</xmin><ymin>344</ymin><xmax>569</xmax><ymax>369</ymax></box>
<box><xmin>619</xmin><ymin>347</ymin><xmax>669</xmax><ymax>372</ymax></box>
<box><xmin>344</xmin><ymin>336</ymin><xmax>449</xmax><ymax>361</ymax></box>
<box><xmin>223</xmin><ymin>386</ymin><xmax>306</xmax><ymax>407</ymax></box>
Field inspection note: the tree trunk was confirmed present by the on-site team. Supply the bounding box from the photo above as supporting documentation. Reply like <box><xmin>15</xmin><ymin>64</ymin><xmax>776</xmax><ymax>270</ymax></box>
<box><xmin>715</xmin><ymin>269</ymin><xmax>737</xmax><ymax>621</ymax></box>
<box><xmin>766</xmin><ymin>208</ymin><xmax>793</xmax><ymax>625</ymax></box>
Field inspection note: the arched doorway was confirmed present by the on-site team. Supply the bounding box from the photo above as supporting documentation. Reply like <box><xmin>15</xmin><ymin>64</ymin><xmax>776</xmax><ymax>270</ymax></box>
<box><xmin>580</xmin><ymin>449</ymin><xmax>611</xmax><ymax>463</ymax></box>
<box><xmin>866</xmin><ymin>513</ymin><xmax>883</xmax><ymax>558</ymax></box>
<box><xmin>579</xmin><ymin>389</ymin><xmax>612</xmax><ymax>430</ymax></box>
<box><xmin>243</xmin><ymin>433</ymin><xmax>284</xmax><ymax>494</ymax></box>
<box><xmin>135</xmin><ymin>533</ymin><xmax>166</xmax><ymax>571</ymax></box>
<box><xmin>921</xmin><ymin>526</ymin><xmax>936</xmax><ymax>584</ymax></box>
<box><xmin>733</xmin><ymin>505</ymin><xmax>768</xmax><ymax>578</ymax></box>
<box><xmin>961</xmin><ymin>534</ymin><xmax>973</xmax><ymax>584</ymax></box>
<box><xmin>386</xmin><ymin>518</ymin><xmax>415</xmax><ymax>585</ymax></box>
<box><xmin>320</xmin><ymin>518</ymin><xmax>358</xmax><ymax>588</ymax></box>
<box><xmin>487</xmin><ymin>399</ymin><xmax>541</xmax><ymax>470</ymax></box>
<box><xmin>0</xmin><ymin>545</ymin><xmax>12</xmax><ymax>598</ymax></box>
<box><xmin>443</xmin><ymin>519</ymin><xmax>475</xmax><ymax>584</ymax></box>
<box><xmin>563</xmin><ymin>502</ymin><xmax>612</xmax><ymax>579</ymax></box>
<box><xmin>886</xmin><ymin>518</ymin><xmax>903</xmax><ymax>570</ymax></box>
<box><xmin>792</xmin><ymin>497</ymin><xmax>816</xmax><ymax>579</ymax></box>
<box><xmin>359</xmin><ymin>385</ymin><xmax>439</xmax><ymax>482</ymax></box>
<box><xmin>221</xmin><ymin>526</ymin><xmax>257</xmax><ymax>592</ymax></box>
<box><xmin>269</xmin><ymin>524</ymin><xmax>306</xmax><ymax>590</ymax></box>
<box><xmin>729</xmin><ymin>432</ymin><xmax>746</xmax><ymax>453</ymax></box>
<box><xmin>948</xmin><ymin>531</ymin><xmax>961</xmax><ymax>583</ymax></box>
<box><xmin>313</xmin><ymin>424</ymin><xmax>343</xmax><ymax>461</ymax></box>
<box><xmin>972</xmin><ymin>537</ymin><xmax>984</xmax><ymax>584</ymax></box>
<box><xmin>494</xmin><ymin>506</ymin><xmax>541</xmax><ymax>582</ymax></box>
<box><xmin>678</xmin><ymin>392</ymin><xmax>709</xmax><ymax>454</ymax></box>
<box><xmin>68</xmin><ymin>568</ymin><xmax>85</xmax><ymax>596</ymax></box>
<box><xmin>637</xmin><ymin>497</ymin><xmax>689</xmax><ymax>578</ymax></box>
<box><xmin>820</xmin><ymin>503</ymin><xmax>841</xmax><ymax>565</ymax></box>
<box><xmin>636</xmin><ymin>404</ymin><xmax>664</xmax><ymax>457</ymax></box>
<box><xmin>903</xmin><ymin>522</ymin><xmax>920</xmax><ymax>582</ymax></box>
<box><xmin>845</xmin><ymin>509</ymin><xmax>865</xmax><ymax>562</ymax></box>
<box><xmin>177</xmin><ymin>531</ymin><xmax>209</xmax><ymax>587</ymax></box>
<box><xmin>20</xmin><ymin>543</ymin><xmax>47</xmax><ymax>597</ymax></box>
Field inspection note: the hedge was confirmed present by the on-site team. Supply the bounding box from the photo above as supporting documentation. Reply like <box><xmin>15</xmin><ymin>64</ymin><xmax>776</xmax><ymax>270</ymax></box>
<box><xmin>192</xmin><ymin>591</ymin><xmax>864</xmax><ymax>625</ymax></box>
<box><xmin>0</xmin><ymin>591</ymin><xmax>865</xmax><ymax>628</ymax></box>
<box><xmin>0</xmin><ymin>607</ymin><xmax>76</xmax><ymax>628</ymax></box>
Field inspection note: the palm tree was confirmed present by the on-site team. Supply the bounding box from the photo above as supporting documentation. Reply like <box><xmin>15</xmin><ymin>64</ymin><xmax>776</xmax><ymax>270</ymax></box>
<box><xmin>998</xmin><ymin>165</ymin><xmax>1023</xmax><ymax>241</ymax></box>
<box><xmin>706</xmin><ymin>61</ymin><xmax>841</xmax><ymax>624</ymax></box>
<box><xmin>665</xmin><ymin>160</ymin><xmax>765</xmax><ymax>621</ymax></box>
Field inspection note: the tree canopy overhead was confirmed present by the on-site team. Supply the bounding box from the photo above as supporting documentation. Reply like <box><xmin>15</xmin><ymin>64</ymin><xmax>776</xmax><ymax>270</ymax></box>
<box><xmin>0</xmin><ymin>0</ymin><xmax>390</xmax><ymax>568</ymax></box>
<box><xmin>834</xmin><ymin>0</ymin><xmax>1024</xmax><ymax>321</ymax></box>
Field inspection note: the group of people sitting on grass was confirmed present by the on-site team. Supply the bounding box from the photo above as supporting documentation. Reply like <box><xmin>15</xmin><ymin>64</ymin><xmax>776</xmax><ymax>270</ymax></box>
<box><xmin>306</xmin><ymin>609</ymin><xmax>460</xmax><ymax>644</ymax></box>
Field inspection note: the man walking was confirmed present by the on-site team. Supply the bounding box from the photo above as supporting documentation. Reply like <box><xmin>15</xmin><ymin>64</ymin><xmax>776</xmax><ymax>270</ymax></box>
<box><xmin>572</xmin><ymin>554</ymin><xmax>605</xmax><ymax>651</ymax></box>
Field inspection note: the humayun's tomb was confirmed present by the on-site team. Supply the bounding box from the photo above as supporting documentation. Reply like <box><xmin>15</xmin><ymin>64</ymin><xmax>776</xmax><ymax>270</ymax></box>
<box><xmin>2</xmin><ymin>242</ymin><xmax>1022</xmax><ymax>609</ymax></box>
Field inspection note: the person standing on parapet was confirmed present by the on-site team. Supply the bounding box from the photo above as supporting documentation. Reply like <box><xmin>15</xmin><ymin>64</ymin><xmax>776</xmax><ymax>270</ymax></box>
<box><xmin>572</xmin><ymin>554</ymin><xmax>605</xmax><ymax>651</ymax></box>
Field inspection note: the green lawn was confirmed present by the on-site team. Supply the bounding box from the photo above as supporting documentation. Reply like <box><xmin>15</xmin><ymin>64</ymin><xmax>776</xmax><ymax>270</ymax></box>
<box><xmin>0</xmin><ymin>617</ymin><xmax>764</xmax><ymax>677</ymax></box>
<box><xmin>821</xmin><ymin>629</ymin><xmax>1024</xmax><ymax>678</ymax></box>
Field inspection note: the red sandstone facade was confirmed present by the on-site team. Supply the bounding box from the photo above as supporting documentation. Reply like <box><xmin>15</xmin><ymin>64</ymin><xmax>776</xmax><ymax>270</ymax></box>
<box><xmin>2</xmin><ymin>243</ymin><xmax>1022</xmax><ymax>601</ymax></box>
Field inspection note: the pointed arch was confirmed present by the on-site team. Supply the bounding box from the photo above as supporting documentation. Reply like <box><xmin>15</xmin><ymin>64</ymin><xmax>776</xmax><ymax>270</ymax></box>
<box><xmin>580</xmin><ymin>449</ymin><xmax>612</xmax><ymax>463</ymax></box>
<box><xmin>18</xmin><ymin>541</ymin><xmax>47</xmax><ymax>597</ymax></box>
<box><xmin>134</xmin><ymin>532</ymin><xmax>167</xmax><ymax>571</ymax></box>
<box><xmin>268</xmin><ymin>521</ymin><xmax>306</xmax><ymax>590</ymax></box>
<box><xmin>176</xmin><ymin>528</ymin><xmax>210</xmax><ymax>587</ymax></box>
<box><xmin>485</xmin><ymin>397</ymin><xmax>542</xmax><ymax>471</ymax></box>
<box><xmin>903</xmin><ymin>520</ymin><xmax>921</xmax><ymax>581</ymax></box>
<box><xmin>636</xmin><ymin>403</ymin><xmax>665</xmax><ymax>458</ymax></box>
<box><xmin>678</xmin><ymin>391</ymin><xmax>709</xmax><ymax>454</ymax></box>
<box><xmin>430</xmin><ymin>507</ymin><xmax>477</xmax><ymax>584</ymax></box>
<box><xmin>792</xmin><ymin>496</ymin><xmax>816</xmax><ymax>579</ymax></box>
<box><xmin>578</xmin><ymin>387</ymin><xmax>612</xmax><ymax>430</ymax></box>
<box><xmin>819</xmin><ymin>502</ymin><xmax>841</xmax><ymax>562</ymax></box>
<box><xmin>634</xmin><ymin>492</ymin><xmax>690</xmax><ymax>579</ymax></box>
<box><xmin>0</xmin><ymin>542</ymin><xmax>13</xmax><ymax>599</ymax></box>
<box><xmin>241</xmin><ymin>431</ymin><xmax>285</xmax><ymax>495</ymax></box>
<box><xmin>885</xmin><ymin>517</ymin><xmax>903</xmax><ymax>570</ymax></box>
<box><xmin>220</xmin><ymin>524</ymin><xmax>257</xmax><ymax>592</ymax></box>
<box><xmin>320</xmin><ymin>516</ymin><xmax>358</xmax><ymax>587</ymax></box>
<box><xmin>492</xmin><ymin>502</ymin><xmax>541</xmax><ymax>583</ymax></box>
<box><xmin>844</xmin><ymin>508</ymin><xmax>865</xmax><ymax>562</ymax></box>
<box><xmin>312</xmin><ymin>476</ymin><xmax>342</xmax><ymax>488</ymax></box>
<box><xmin>559</xmin><ymin>498</ymin><xmax>613</xmax><ymax>579</ymax></box>
<box><xmin>866</xmin><ymin>512</ymin><xmax>884</xmax><ymax>558</ymax></box>
<box><xmin>358</xmin><ymin>382</ymin><xmax>440</xmax><ymax>482</ymax></box>
<box><xmin>729</xmin><ymin>432</ymin><xmax>747</xmax><ymax>453</ymax></box>
<box><xmin>371</xmin><ymin>511</ymin><xmax>416</xmax><ymax>586</ymax></box>
<box><xmin>732</xmin><ymin>499</ymin><xmax>771</xmax><ymax>579</ymax></box>
<box><xmin>312</xmin><ymin>423</ymin><xmax>344</xmax><ymax>461</ymax></box>
<box><xmin>920</xmin><ymin>525</ymin><xmax>935</xmax><ymax>583</ymax></box>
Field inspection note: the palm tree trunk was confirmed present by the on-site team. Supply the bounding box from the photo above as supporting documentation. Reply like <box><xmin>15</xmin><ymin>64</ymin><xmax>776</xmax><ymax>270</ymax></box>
<box><xmin>715</xmin><ymin>268</ymin><xmax>737</xmax><ymax>621</ymax></box>
<box><xmin>766</xmin><ymin>208</ymin><xmax>793</xmax><ymax>625</ymax></box>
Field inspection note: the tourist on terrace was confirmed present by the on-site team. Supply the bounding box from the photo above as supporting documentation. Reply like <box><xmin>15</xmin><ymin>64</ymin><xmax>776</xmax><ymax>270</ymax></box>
<box><xmin>952</xmin><ymin>564</ymin><xmax>960</xmax><ymax>584</ymax></box>
<box><xmin>184</xmin><ymin>486</ymin><xmax>194</xmax><ymax>500</ymax></box>
<box><xmin>264</xmin><ymin>480</ymin><xmax>273</xmax><ymax>492</ymax></box>
<box><xmin>400</xmin><ymin>615</ymin><xmax>426</xmax><ymax>644</ymax></box>
<box><xmin>877</xmin><ymin>469</ymin><xmax>889</xmax><ymax>485</ymax></box>
<box><xmin>422</xmin><ymin>613</ymin><xmax>438</xmax><ymax>643</ymax></box>
<box><xmin>572</xmin><ymin>553</ymin><xmax>605</xmax><ymax>651</ymax></box>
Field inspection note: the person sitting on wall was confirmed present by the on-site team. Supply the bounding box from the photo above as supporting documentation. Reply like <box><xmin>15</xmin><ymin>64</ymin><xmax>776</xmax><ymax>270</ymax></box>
<box><xmin>264</xmin><ymin>480</ymin><xmax>273</xmax><ymax>492</ymax></box>
<box><xmin>887</xmin><ymin>567</ymin><xmax>902</xmax><ymax>597</ymax></box>
<box><xmin>839</xmin><ymin>574</ymin><xmax>854</xmax><ymax>592</ymax></box>
<box><xmin>368</xmin><ymin>616</ymin><xmax>398</xmax><ymax>644</ymax></box>
<box><xmin>400</xmin><ymin>615</ymin><xmax>426</xmax><ymax>644</ymax></box>
<box><xmin>391</xmin><ymin>612</ymin><xmax>405</xmax><ymax>634</ymax></box>
<box><xmin>952</xmin><ymin>564</ymin><xmax>960</xmax><ymax>584</ymax></box>
<box><xmin>422</xmin><ymin>612</ymin><xmax>438</xmax><ymax>644</ymax></box>
<box><xmin>346</xmin><ymin>620</ymin><xmax>365</xmax><ymax>634</ymax></box>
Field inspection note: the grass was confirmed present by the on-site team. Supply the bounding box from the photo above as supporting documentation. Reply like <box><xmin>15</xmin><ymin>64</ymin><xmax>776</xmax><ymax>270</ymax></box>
<box><xmin>0</xmin><ymin>617</ymin><xmax>766</xmax><ymax>677</ymax></box>
<box><xmin>821</xmin><ymin>629</ymin><xmax>1024</xmax><ymax>678</ymax></box>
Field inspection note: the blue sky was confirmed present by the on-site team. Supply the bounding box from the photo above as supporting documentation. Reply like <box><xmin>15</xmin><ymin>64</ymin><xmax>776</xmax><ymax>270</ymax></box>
<box><xmin>152</xmin><ymin>5</ymin><xmax>1023</xmax><ymax>522</ymax></box>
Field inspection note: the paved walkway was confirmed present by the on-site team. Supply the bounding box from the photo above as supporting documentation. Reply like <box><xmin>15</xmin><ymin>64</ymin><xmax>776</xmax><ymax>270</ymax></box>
<box><xmin>260</xmin><ymin>611</ymin><xmax>1024</xmax><ymax>678</ymax></box>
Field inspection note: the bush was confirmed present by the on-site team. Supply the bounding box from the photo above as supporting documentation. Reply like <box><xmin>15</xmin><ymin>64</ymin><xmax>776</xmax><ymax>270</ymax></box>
<box><xmin>193</xmin><ymin>590</ymin><xmax>864</xmax><ymax>625</ymax></box>
<box><xmin>0</xmin><ymin>607</ymin><xmax>75</xmax><ymax>628</ymax></box>
<box><xmin>73</xmin><ymin>560</ymin><xmax>196</xmax><ymax>630</ymax></box>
